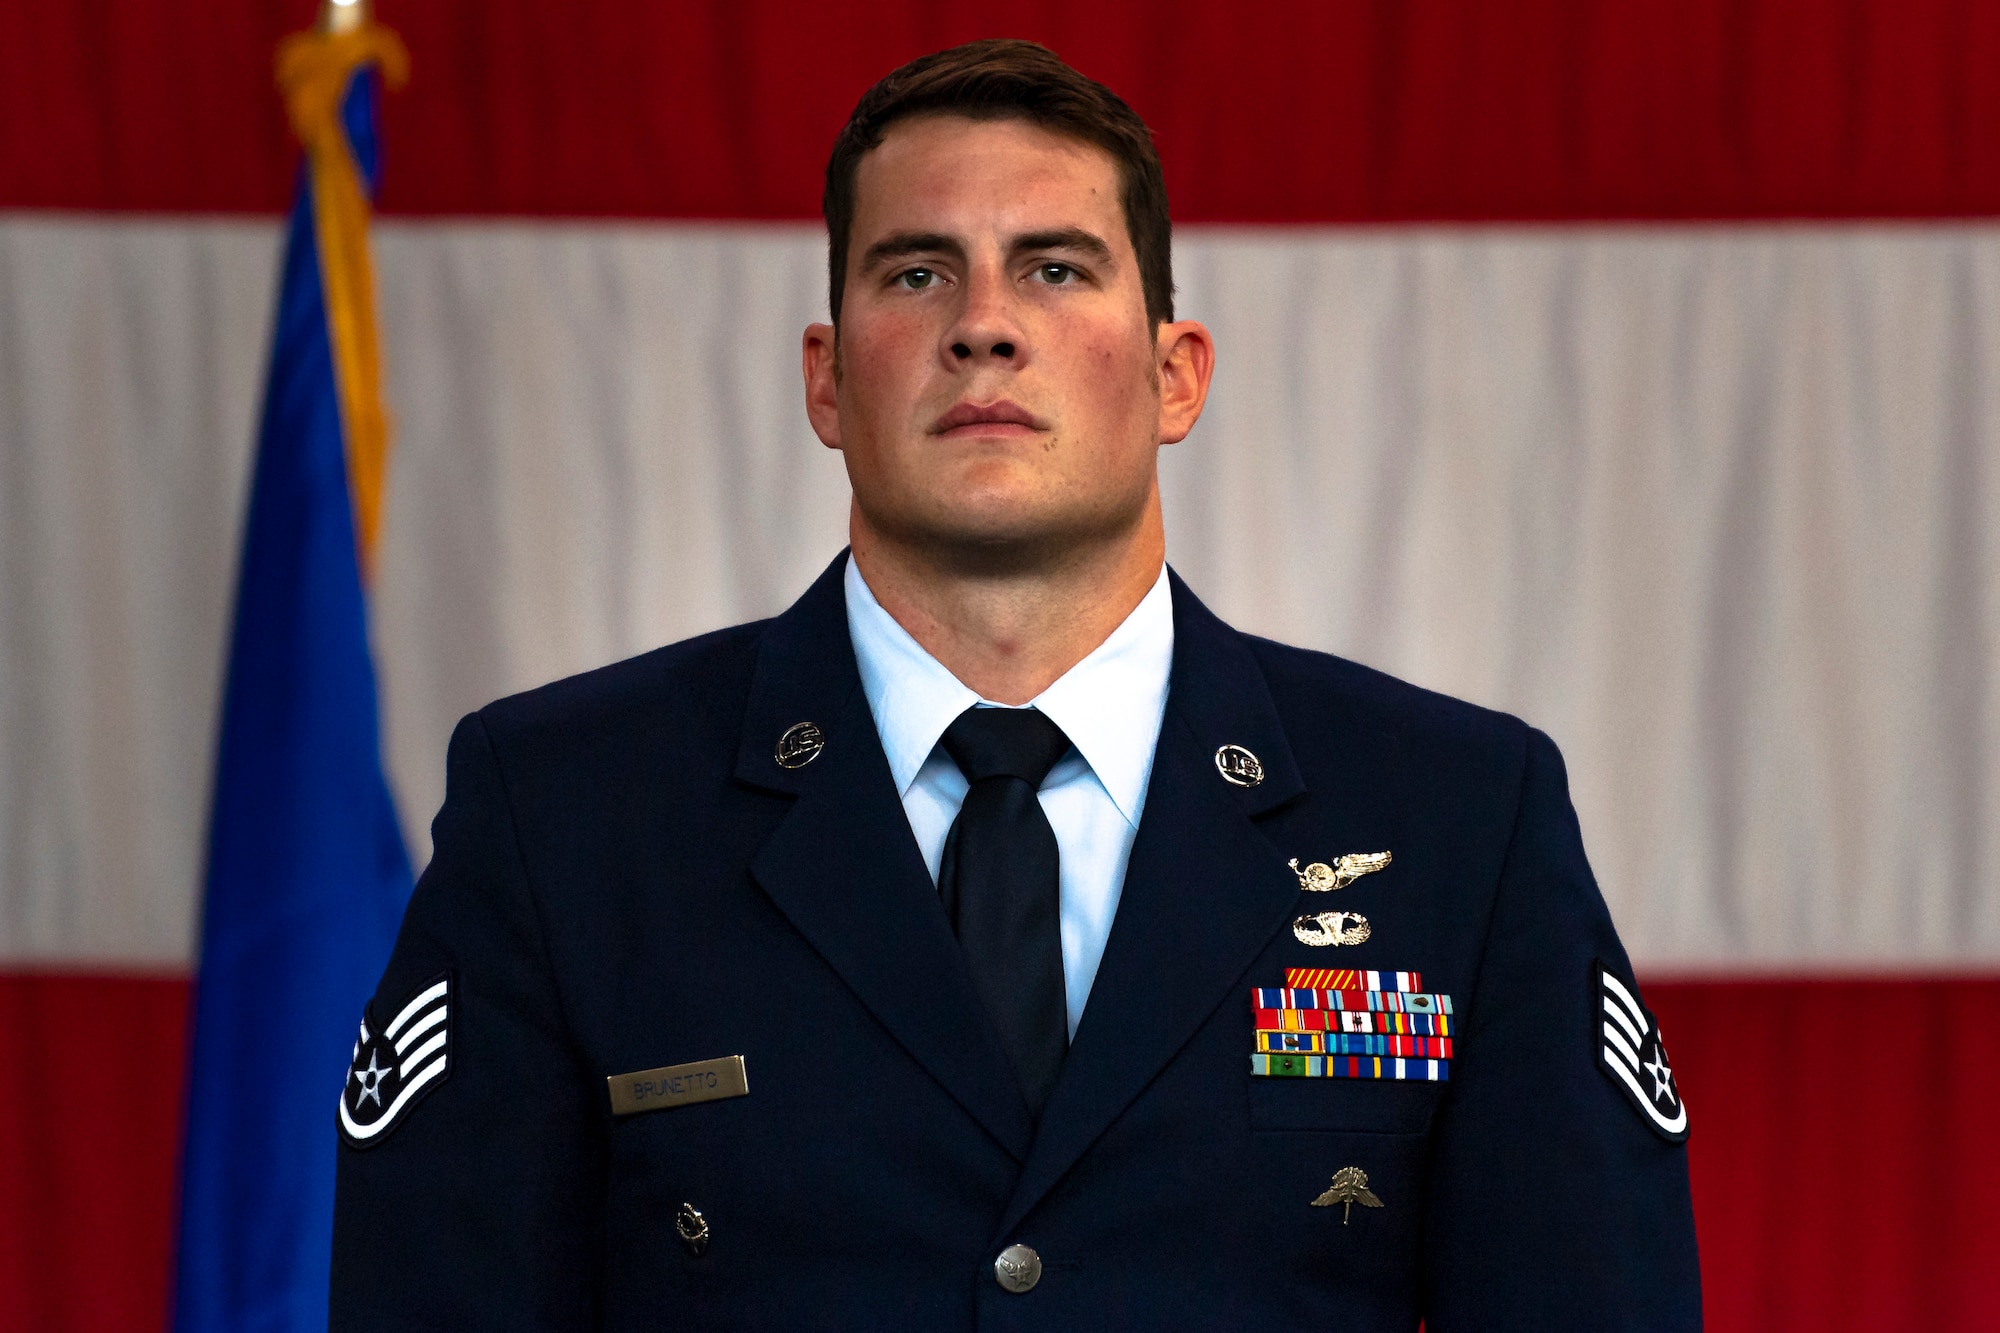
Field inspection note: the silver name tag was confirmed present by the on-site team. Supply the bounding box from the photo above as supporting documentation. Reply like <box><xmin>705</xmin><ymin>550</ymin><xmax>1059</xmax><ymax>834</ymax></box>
<box><xmin>608</xmin><ymin>1055</ymin><xmax>748</xmax><ymax>1116</ymax></box>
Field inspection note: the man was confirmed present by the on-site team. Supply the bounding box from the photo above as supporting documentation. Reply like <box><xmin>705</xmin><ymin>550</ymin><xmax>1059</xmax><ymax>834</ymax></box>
<box><xmin>332</xmin><ymin>40</ymin><xmax>1699</xmax><ymax>1330</ymax></box>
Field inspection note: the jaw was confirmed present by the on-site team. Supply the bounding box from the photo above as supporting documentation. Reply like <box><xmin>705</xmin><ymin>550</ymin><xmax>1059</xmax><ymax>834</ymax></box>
<box><xmin>849</xmin><ymin>454</ymin><xmax>1161</xmax><ymax>580</ymax></box>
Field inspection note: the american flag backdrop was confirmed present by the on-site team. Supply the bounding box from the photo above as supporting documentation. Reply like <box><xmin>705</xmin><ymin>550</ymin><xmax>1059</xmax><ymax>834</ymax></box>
<box><xmin>3</xmin><ymin>1</ymin><xmax>1999</xmax><ymax>1328</ymax></box>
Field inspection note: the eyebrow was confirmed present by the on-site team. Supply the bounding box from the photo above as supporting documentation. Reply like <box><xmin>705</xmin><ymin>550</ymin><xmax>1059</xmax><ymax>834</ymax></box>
<box><xmin>859</xmin><ymin>231</ymin><xmax>963</xmax><ymax>271</ymax></box>
<box><xmin>1009</xmin><ymin>228</ymin><xmax>1115</xmax><ymax>265</ymax></box>
<box><xmin>857</xmin><ymin>227</ymin><xmax>1117</xmax><ymax>272</ymax></box>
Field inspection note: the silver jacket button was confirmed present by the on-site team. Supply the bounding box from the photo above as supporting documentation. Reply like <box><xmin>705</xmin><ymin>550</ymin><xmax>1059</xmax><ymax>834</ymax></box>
<box><xmin>993</xmin><ymin>1243</ymin><xmax>1042</xmax><ymax>1293</ymax></box>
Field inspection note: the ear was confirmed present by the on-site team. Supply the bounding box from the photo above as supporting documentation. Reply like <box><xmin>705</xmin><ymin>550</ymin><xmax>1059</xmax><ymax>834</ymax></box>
<box><xmin>802</xmin><ymin>322</ymin><xmax>843</xmax><ymax>450</ymax></box>
<box><xmin>1155</xmin><ymin>319</ymin><xmax>1215</xmax><ymax>446</ymax></box>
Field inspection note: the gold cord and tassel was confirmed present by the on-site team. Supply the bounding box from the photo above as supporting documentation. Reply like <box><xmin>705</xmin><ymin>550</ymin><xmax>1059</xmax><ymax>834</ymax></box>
<box><xmin>275</xmin><ymin>0</ymin><xmax>408</xmax><ymax>579</ymax></box>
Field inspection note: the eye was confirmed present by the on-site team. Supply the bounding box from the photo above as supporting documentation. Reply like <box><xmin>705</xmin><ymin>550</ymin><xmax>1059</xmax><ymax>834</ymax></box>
<box><xmin>1032</xmin><ymin>263</ymin><xmax>1077</xmax><ymax>285</ymax></box>
<box><xmin>895</xmin><ymin>267</ymin><xmax>938</xmax><ymax>290</ymax></box>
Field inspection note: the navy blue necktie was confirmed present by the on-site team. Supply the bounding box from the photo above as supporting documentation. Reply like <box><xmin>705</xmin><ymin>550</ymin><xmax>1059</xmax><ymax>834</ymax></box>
<box><xmin>939</xmin><ymin>706</ymin><xmax>1073</xmax><ymax>1118</ymax></box>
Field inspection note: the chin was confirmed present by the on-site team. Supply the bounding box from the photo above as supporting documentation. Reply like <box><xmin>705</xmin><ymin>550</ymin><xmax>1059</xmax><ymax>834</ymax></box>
<box><xmin>891</xmin><ymin>499</ymin><xmax>1142</xmax><ymax>574</ymax></box>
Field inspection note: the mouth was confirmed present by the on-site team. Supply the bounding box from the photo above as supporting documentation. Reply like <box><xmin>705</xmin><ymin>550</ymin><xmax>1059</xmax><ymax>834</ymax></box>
<box><xmin>929</xmin><ymin>399</ymin><xmax>1048</xmax><ymax>438</ymax></box>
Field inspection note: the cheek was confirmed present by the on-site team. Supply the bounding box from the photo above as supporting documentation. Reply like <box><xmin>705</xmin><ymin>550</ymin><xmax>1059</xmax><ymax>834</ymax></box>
<box><xmin>839</xmin><ymin>317</ymin><xmax>933</xmax><ymax>423</ymax></box>
<box><xmin>1071</xmin><ymin>328</ymin><xmax>1157</xmax><ymax>428</ymax></box>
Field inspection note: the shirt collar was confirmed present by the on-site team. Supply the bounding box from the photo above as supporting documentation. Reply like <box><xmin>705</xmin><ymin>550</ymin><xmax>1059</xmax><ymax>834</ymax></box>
<box><xmin>845</xmin><ymin>556</ymin><xmax>1174</xmax><ymax>826</ymax></box>
<box><xmin>845</xmin><ymin>557</ymin><xmax>980</xmax><ymax>797</ymax></box>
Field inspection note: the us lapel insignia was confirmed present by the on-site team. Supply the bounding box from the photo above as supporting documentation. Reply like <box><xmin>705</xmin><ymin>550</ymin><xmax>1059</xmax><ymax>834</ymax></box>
<box><xmin>1293</xmin><ymin>910</ymin><xmax>1371</xmax><ymax>946</ymax></box>
<box><xmin>1290</xmin><ymin>851</ymin><xmax>1392</xmax><ymax>892</ymax></box>
<box><xmin>1214</xmin><ymin>744</ymin><xmax>1264</xmax><ymax>787</ymax></box>
<box><xmin>1311</xmin><ymin>1166</ymin><xmax>1384</xmax><ymax>1223</ymax></box>
<box><xmin>774</xmin><ymin>721</ymin><xmax>824</xmax><ymax>769</ymax></box>
<box><xmin>1250</xmin><ymin>970</ymin><xmax>1454</xmax><ymax>1080</ymax></box>
<box><xmin>338</xmin><ymin>974</ymin><xmax>452</xmax><ymax>1149</ymax></box>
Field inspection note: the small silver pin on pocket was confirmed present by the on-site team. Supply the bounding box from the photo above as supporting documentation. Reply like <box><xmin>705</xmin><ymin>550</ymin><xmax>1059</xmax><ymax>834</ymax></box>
<box><xmin>1311</xmin><ymin>1167</ymin><xmax>1384</xmax><ymax>1223</ymax></box>
<box><xmin>675</xmin><ymin>1202</ymin><xmax>710</xmax><ymax>1256</ymax></box>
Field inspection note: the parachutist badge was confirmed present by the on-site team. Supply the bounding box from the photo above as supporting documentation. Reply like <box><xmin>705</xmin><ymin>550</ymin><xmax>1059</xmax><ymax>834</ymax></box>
<box><xmin>1311</xmin><ymin>1167</ymin><xmax>1384</xmax><ymax>1223</ymax></box>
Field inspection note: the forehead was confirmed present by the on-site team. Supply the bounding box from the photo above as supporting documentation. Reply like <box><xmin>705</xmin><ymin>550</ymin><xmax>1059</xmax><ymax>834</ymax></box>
<box><xmin>849</xmin><ymin>115</ymin><xmax>1127</xmax><ymax>248</ymax></box>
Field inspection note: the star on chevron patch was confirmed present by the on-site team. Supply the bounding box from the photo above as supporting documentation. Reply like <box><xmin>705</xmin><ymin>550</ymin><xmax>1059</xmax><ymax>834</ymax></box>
<box><xmin>338</xmin><ymin>974</ymin><xmax>452</xmax><ymax>1149</ymax></box>
<box><xmin>1593</xmin><ymin>960</ymin><xmax>1688</xmax><ymax>1142</ymax></box>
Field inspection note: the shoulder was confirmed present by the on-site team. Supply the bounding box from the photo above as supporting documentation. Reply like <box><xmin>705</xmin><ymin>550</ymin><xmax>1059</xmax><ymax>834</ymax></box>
<box><xmin>1239</xmin><ymin>632</ymin><xmax>1543</xmax><ymax>784</ymax></box>
<box><xmin>470</xmin><ymin>618</ymin><xmax>772</xmax><ymax>773</ymax></box>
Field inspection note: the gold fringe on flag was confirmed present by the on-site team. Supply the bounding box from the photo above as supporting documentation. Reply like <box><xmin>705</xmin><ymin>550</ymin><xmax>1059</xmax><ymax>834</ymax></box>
<box><xmin>275</xmin><ymin>1</ymin><xmax>409</xmax><ymax>579</ymax></box>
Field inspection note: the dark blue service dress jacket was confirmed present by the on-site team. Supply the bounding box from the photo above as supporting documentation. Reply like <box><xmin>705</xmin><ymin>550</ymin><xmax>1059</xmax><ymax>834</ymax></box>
<box><xmin>331</xmin><ymin>555</ymin><xmax>1700</xmax><ymax>1330</ymax></box>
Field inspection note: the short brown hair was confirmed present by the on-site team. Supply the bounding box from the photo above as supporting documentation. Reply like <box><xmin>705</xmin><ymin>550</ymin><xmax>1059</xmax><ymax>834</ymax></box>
<box><xmin>823</xmin><ymin>39</ymin><xmax>1174</xmax><ymax>329</ymax></box>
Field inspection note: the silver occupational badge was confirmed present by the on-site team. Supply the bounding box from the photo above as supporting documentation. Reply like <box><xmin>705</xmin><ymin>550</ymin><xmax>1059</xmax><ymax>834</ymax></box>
<box><xmin>338</xmin><ymin>974</ymin><xmax>452</xmax><ymax>1148</ymax></box>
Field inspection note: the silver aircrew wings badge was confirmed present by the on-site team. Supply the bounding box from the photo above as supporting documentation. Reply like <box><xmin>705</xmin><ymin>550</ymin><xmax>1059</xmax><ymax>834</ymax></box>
<box><xmin>1290</xmin><ymin>852</ymin><xmax>1391</xmax><ymax>893</ymax></box>
<box><xmin>338</xmin><ymin>974</ymin><xmax>452</xmax><ymax>1149</ymax></box>
<box><xmin>1593</xmin><ymin>961</ymin><xmax>1688</xmax><ymax>1142</ymax></box>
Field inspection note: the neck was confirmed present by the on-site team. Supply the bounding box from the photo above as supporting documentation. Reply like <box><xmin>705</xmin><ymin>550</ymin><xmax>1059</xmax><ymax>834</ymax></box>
<box><xmin>850</xmin><ymin>500</ymin><xmax>1167</xmax><ymax>706</ymax></box>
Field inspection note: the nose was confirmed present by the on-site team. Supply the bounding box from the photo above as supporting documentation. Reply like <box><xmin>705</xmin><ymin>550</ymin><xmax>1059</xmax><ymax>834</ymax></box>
<box><xmin>944</xmin><ymin>264</ymin><xmax>1026</xmax><ymax>367</ymax></box>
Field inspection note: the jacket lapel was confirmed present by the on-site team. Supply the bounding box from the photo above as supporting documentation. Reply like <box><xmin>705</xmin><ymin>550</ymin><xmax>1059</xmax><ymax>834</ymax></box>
<box><xmin>738</xmin><ymin>556</ymin><xmax>1036</xmax><ymax>1162</ymax></box>
<box><xmin>997</xmin><ymin>574</ymin><xmax>1307</xmax><ymax>1235</ymax></box>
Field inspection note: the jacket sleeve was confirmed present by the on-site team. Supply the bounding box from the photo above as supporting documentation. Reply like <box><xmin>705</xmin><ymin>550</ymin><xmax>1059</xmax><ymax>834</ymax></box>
<box><xmin>331</xmin><ymin>712</ymin><xmax>605</xmax><ymax>1331</ymax></box>
<box><xmin>1421</xmin><ymin>728</ymin><xmax>1702</xmax><ymax>1330</ymax></box>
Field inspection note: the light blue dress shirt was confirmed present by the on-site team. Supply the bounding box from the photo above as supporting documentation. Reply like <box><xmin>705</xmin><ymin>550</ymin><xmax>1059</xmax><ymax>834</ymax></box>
<box><xmin>844</xmin><ymin>556</ymin><xmax>1174</xmax><ymax>1038</ymax></box>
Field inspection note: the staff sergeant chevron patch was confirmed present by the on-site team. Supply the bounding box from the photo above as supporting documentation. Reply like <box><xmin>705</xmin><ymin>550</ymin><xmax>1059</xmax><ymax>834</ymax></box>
<box><xmin>338</xmin><ymin>974</ymin><xmax>452</xmax><ymax>1149</ymax></box>
<box><xmin>1592</xmin><ymin>960</ymin><xmax>1688</xmax><ymax>1142</ymax></box>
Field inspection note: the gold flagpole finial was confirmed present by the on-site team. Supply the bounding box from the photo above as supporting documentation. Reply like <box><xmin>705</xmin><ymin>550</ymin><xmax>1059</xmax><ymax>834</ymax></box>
<box><xmin>321</xmin><ymin>0</ymin><xmax>369</xmax><ymax>35</ymax></box>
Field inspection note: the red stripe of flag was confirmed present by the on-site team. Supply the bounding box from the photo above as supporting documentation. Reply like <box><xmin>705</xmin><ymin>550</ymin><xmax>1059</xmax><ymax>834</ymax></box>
<box><xmin>6</xmin><ymin>0</ymin><xmax>2000</xmax><ymax>219</ymax></box>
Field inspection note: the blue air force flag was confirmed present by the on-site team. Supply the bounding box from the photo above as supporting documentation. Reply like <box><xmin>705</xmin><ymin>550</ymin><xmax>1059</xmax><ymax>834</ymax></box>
<box><xmin>174</xmin><ymin>42</ymin><xmax>413</xmax><ymax>1333</ymax></box>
